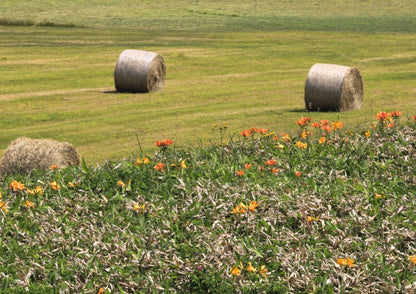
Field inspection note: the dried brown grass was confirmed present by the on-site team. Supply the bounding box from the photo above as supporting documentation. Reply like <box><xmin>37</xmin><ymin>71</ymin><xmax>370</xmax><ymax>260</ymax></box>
<box><xmin>0</xmin><ymin>137</ymin><xmax>80</xmax><ymax>176</ymax></box>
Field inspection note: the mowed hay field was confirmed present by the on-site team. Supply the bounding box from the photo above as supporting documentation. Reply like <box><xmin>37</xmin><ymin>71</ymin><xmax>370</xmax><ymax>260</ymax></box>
<box><xmin>1</xmin><ymin>0</ymin><xmax>416</xmax><ymax>163</ymax></box>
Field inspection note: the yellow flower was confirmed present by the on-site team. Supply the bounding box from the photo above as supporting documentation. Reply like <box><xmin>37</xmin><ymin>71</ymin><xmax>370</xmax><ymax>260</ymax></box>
<box><xmin>117</xmin><ymin>180</ymin><xmax>126</xmax><ymax>187</ymax></box>
<box><xmin>337</xmin><ymin>257</ymin><xmax>354</xmax><ymax>267</ymax></box>
<box><xmin>67</xmin><ymin>182</ymin><xmax>79</xmax><ymax>188</ymax></box>
<box><xmin>133</xmin><ymin>202</ymin><xmax>146</xmax><ymax>213</ymax></box>
<box><xmin>319</xmin><ymin>137</ymin><xmax>326</xmax><ymax>145</ymax></box>
<box><xmin>143</xmin><ymin>157</ymin><xmax>150</xmax><ymax>164</ymax></box>
<box><xmin>258</xmin><ymin>265</ymin><xmax>268</xmax><ymax>278</ymax></box>
<box><xmin>246</xmin><ymin>262</ymin><xmax>257</xmax><ymax>272</ymax></box>
<box><xmin>365</xmin><ymin>130</ymin><xmax>371</xmax><ymax>138</ymax></box>
<box><xmin>50</xmin><ymin>181</ymin><xmax>61</xmax><ymax>191</ymax></box>
<box><xmin>375</xmin><ymin>192</ymin><xmax>385</xmax><ymax>199</ymax></box>
<box><xmin>27</xmin><ymin>186</ymin><xmax>43</xmax><ymax>195</ymax></box>
<box><xmin>24</xmin><ymin>200</ymin><xmax>35</xmax><ymax>208</ymax></box>
<box><xmin>230</xmin><ymin>265</ymin><xmax>241</xmax><ymax>276</ymax></box>
<box><xmin>0</xmin><ymin>200</ymin><xmax>8</xmax><ymax>214</ymax></box>
<box><xmin>180</xmin><ymin>160</ymin><xmax>187</xmax><ymax>169</ymax></box>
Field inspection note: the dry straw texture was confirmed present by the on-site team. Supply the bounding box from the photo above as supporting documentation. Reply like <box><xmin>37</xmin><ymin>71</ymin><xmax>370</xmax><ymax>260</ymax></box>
<box><xmin>114</xmin><ymin>49</ymin><xmax>166</xmax><ymax>93</ymax></box>
<box><xmin>0</xmin><ymin>137</ymin><xmax>80</xmax><ymax>176</ymax></box>
<box><xmin>304</xmin><ymin>63</ymin><xmax>363</xmax><ymax>112</ymax></box>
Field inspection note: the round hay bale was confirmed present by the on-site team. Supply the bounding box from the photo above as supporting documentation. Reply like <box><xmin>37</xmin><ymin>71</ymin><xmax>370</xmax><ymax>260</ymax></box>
<box><xmin>114</xmin><ymin>49</ymin><xmax>166</xmax><ymax>93</ymax></box>
<box><xmin>304</xmin><ymin>63</ymin><xmax>363</xmax><ymax>112</ymax></box>
<box><xmin>0</xmin><ymin>137</ymin><xmax>80</xmax><ymax>176</ymax></box>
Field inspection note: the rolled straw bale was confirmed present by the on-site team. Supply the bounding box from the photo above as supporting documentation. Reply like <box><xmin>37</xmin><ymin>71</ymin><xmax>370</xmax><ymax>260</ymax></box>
<box><xmin>0</xmin><ymin>137</ymin><xmax>80</xmax><ymax>176</ymax></box>
<box><xmin>304</xmin><ymin>63</ymin><xmax>363</xmax><ymax>112</ymax></box>
<box><xmin>114</xmin><ymin>49</ymin><xmax>166</xmax><ymax>93</ymax></box>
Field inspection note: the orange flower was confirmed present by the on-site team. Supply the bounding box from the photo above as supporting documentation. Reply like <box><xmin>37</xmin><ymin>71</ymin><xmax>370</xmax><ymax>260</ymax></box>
<box><xmin>337</xmin><ymin>257</ymin><xmax>354</xmax><ymax>267</ymax></box>
<box><xmin>231</xmin><ymin>202</ymin><xmax>247</xmax><ymax>214</ymax></box>
<box><xmin>50</xmin><ymin>181</ymin><xmax>61</xmax><ymax>191</ymax></box>
<box><xmin>240</xmin><ymin>129</ymin><xmax>252</xmax><ymax>137</ymax></box>
<box><xmin>0</xmin><ymin>201</ymin><xmax>8</xmax><ymax>214</ymax></box>
<box><xmin>300</xmin><ymin>130</ymin><xmax>307</xmax><ymax>139</ymax></box>
<box><xmin>265</xmin><ymin>159</ymin><xmax>277</xmax><ymax>166</ymax></box>
<box><xmin>295</xmin><ymin>141</ymin><xmax>307</xmax><ymax>150</ymax></box>
<box><xmin>244</xmin><ymin>163</ymin><xmax>251</xmax><ymax>170</ymax></box>
<box><xmin>97</xmin><ymin>288</ymin><xmax>105</xmax><ymax>294</ymax></box>
<box><xmin>409</xmin><ymin>255</ymin><xmax>416</xmax><ymax>266</ymax></box>
<box><xmin>312</xmin><ymin>122</ymin><xmax>321</xmax><ymax>128</ymax></box>
<box><xmin>365</xmin><ymin>130</ymin><xmax>371</xmax><ymax>138</ymax></box>
<box><xmin>235</xmin><ymin>170</ymin><xmax>245</xmax><ymax>176</ymax></box>
<box><xmin>154</xmin><ymin>163</ymin><xmax>166</xmax><ymax>171</ymax></box>
<box><xmin>321</xmin><ymin>124</ymin><xmax>332</xmax><ymax>133</ymax></box>
<box><xmin>296</xmin><ymin>116</ymin><xmax>312</xmax><ymax>127</ymax></box>
<box><xmin>332</xmin><ymin>121</ymin><xmax>344</xmax><ymax>130</ymax></box>
<box><xmin>9</xmin><ymin>180</ymin><xmax>26</xmax><ymax>191</ymax></box>
<box><xmin>272</xmin><ymin>168</ymin><xmax>279</xmax><ymax>174</ymax></box>
<box><xmin>27</xmin><ymin>186</ymin><xmax>43</xmax><ymax>195</ymax></box>
<box><xmin>230</xmin><ymin>265</ymin><xmax>241</xmax><ymax>276</ymax></box>
<box><xmin>24</xmin><ymin>200</ymin><xmax>35</xmax><ymax>208</ymax></box>
<box><xmin>412</xmin><ymin>115</ymin><xmax>416</xmax><ymax>121</ymax></box>
<box><xmin>246</xmin><ymin>262</ymin><xmax>257</xmax><ymax>272</ymax></box>
<box><xmin>258</xmin><ymin>265</ymin><xmax>268</xmax><ymax>278</ymax></box>
<box><xmin>391</xmin><ymin>110</ymin><xmax>402</xmax><ymax>118</ymax></box>
<box><xmin>50</xmin><ymin>164</ymin><xmax>58</xmax><ymax>170</ymax></box>
<box><xmin>376</xmin><ymin>111</ymin><xmax>391</xmax><ymax>122</ymax></box>
<box><xmin>257</xmin><ymin>128</ymin><xmax>268</xmax><ymax>134</ymax></box>
<box><xmin>307</xmin><ymin>216</ymin><xmax>319</xmax><ymax>223</ymax></box>
<box><xmin>319</xmin><ymin>137</ymin><xmax>326</xmax><ymax>144</ymax></box>
<box><xmin>320</xmin><ymin>119</ymin><xmax>329</xmax><ymax>125</ymax></box>
<box><xmin>117</xmin><ymin>180</ymin><xmax>126</xmax><ymax>187</ymax></box>
<box><xmin>155</xmin><ymin>139</ymin><xmax>174</xmax><ymax>147</ymax></box>
<box><xmin>281</xmin><ymin>133</ymin><xmax>291</xmax><ymax>142</ymax></box>
<box><xmin>295</xmin><ymin>171</ymin><xmax>302</xmax><ymax>178</ymax></box>
<box><xmin>248</xmin><ymin>201</ymin><xmax>259</xmax><ymax>212</ymax></box>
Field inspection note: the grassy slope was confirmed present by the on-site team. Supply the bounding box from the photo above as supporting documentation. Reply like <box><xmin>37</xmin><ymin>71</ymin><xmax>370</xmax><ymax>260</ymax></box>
<box><xmin>0</xmin><ymin>1</ymin><xmax>415</xmax><ymax>164</ymax></box>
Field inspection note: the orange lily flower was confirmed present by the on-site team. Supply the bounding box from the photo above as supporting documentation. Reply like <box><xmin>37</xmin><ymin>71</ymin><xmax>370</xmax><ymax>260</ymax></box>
<box><xmin>9</xmin><ymin>180</ymin><xmax>26</xmax><ymax>191</ymax></box>
<box><xmin>248</xmin><ymin>201</ymin><xmax>259</xmax><ymax>212</ymax></box>
<box><xmin>50</xmin><ymin>181</ymin><xmax>61</xmax><ymax>191</ymax></box>
<box><xmin>246</xmin><ymin>262</ymin><xmax>257</xmax><ymax>272</ymax></box>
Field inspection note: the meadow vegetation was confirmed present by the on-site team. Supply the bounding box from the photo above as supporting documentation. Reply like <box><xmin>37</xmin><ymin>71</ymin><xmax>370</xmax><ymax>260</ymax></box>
<box><xmin>1</xmin><ymin>113</ymin><xmax>416</xmax><ymax>292</ymax></box>
<box><xmin>1</xmin><ymin>0</ymin><xmax>416</xmax><ymax>292</ymax></box>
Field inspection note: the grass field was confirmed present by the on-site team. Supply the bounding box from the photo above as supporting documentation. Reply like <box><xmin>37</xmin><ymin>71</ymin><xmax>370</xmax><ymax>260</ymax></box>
<box><xmin>1</xmin><ymin>3</ymin><xmax>416</xmax><ymax>291</ymax></box>
<box><xmin>1</xmin><ymin>0</ymin><xmax>416</xmax><ymax>163</ymax></box>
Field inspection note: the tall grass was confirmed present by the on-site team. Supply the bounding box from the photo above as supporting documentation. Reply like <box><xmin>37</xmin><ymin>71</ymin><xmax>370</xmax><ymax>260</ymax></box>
<box><xmin>1</xmin><ymin>111</ymin><xmax>416</xmax><ymax>292</ymax></box>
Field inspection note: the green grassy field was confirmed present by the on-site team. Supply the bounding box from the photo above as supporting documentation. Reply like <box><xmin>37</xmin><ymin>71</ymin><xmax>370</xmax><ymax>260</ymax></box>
<box><xmin>1</xmin><ymin>1</ymin><xmax>416</xmax><ymax>292</ymax></box>
<box><xmin>1</xmin><ymin>0</ymin><xmax>416</xmax><ymax>163</ymax></box>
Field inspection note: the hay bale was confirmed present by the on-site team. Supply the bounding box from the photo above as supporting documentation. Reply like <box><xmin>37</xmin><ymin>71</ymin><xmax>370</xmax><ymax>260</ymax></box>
<box><xmin>114</xmin><ymin>49</ymin><xmax>166</xmax><ymax>93</ymax></box>
<box><xmin>304</xmin><ymin>63</ymin><xmax>363</xmax><ymax>112</ymax></box>
<box><xmin>0</xmin><ymin>137</ymin><xmax>80</xmax><ymax>176</ymax></box>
